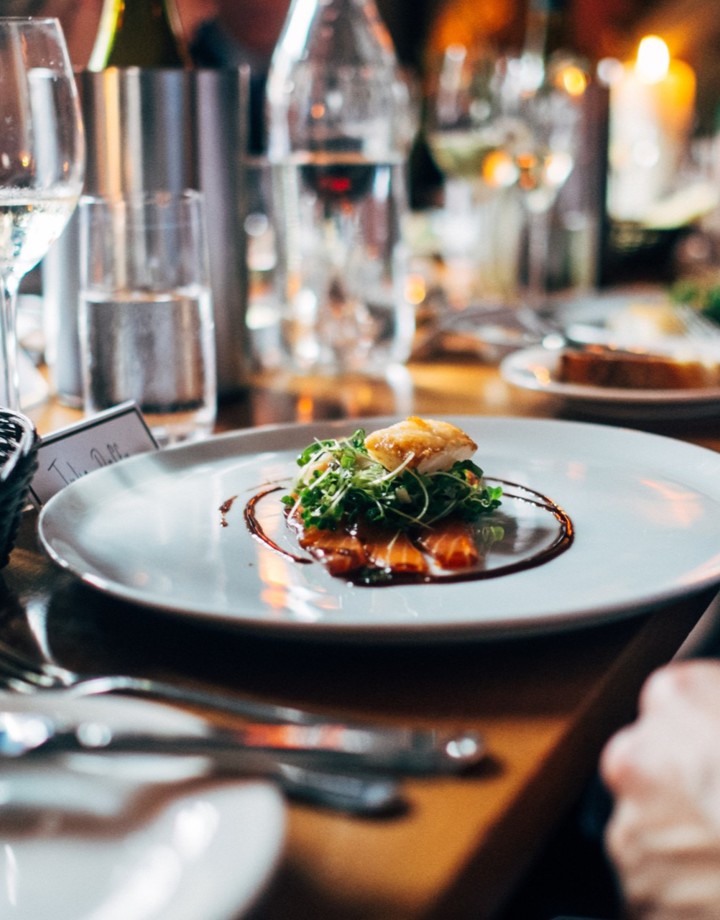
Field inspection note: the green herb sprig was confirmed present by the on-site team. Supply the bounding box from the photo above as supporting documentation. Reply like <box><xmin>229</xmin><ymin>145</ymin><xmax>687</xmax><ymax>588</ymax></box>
<box><xmin>282</xmin><ymin>428</ymin><xmax>502</xmax><ymax>531</ymax></box>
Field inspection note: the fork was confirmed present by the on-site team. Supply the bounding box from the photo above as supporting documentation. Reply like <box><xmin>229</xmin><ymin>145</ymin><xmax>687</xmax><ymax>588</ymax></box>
<box><xmin>674</xmin><ymin>303</ymin><xmax>720</xmax><ymax>341</ymax></box>
<box><xmin>0</xmin><ymin>638</ymin><xmax>484</xmax><ymax>771</ymax></box>
<box><xmin>0</xmin><ymin>638</ymin><xmax>471</xmax><ymax>815</ymax></box>
<box><xmin>0</xmin><ymin>636</ymin><xmax>333</xmax><ymax>726</ymax></box>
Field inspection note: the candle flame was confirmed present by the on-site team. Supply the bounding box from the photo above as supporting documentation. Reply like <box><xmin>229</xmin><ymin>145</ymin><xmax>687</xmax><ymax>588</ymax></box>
<box><xmin>635</xmin><ymin>36</ymin><xmax>670</xmax><ymax>84</ymax></box>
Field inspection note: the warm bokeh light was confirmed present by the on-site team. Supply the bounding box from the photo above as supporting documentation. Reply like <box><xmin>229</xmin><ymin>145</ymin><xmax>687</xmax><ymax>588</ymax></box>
<box><xmin>482</xmin><ymin>149</ymin><xmax>516</xmax><ymax>188</ymax></box>
<box><xmin>296</xmin><ymin>395</ymin><xmax>315</xmax><ymax>423</ymax></box>
<box><xmin>404</xmin><ymin>273</ymin><xmax>427</xmax><ymax>306</ymax></box>
<box><xmin>556</xmin><ymin>64</ymin><xmax>589</xmax><ymax>97</ymax></box>
<box><xmin>426</xmin><ymin>0</ymin><xmax>515</xmax><ymax>65</ymax></box>
<box><xmin>596</xmin><ymin>57</ymin><xmax>624</xmax><ymax>87</ymax></box>
<box><xmin>607</xmin><ymin>31</ymin><xmax>696</xmax><ymax>223</ymax></box>
<box><xmin>635</xmin><ymin>35</ymin><xmax>670</xmax><ymax>84</ymax></box>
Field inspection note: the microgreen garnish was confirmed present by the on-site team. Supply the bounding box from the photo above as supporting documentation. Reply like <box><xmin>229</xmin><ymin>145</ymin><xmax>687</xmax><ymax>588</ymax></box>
<box><xmin>282</xmin><ymin>429</ymin><xmax>502</xmax><ymax>531</ymax></box>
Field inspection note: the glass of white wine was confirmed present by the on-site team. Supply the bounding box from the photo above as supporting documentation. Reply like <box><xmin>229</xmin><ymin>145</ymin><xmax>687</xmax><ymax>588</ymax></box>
<box><xmin>426</xmin><ymin>46</ymin><xmax>584</xmax><ymax>340</ymax></box>
<box><xmin>0</xmin><ymin>17</ymin><xmax>85</xmax><ymax>409</ymax></box>
<box><xmin>425</xmin><ymin>45</ymin><xmax>527</xmax><ymax>315</ymax></box>
<box><xmin>492</xmin><ymin>54</ymin><xmax>583</xmax><ymax>325</ymax></box>
<box><xmin>426</xmin><ymin>45</ymin><xmax>519</xmax><ymax>201</ymax></box>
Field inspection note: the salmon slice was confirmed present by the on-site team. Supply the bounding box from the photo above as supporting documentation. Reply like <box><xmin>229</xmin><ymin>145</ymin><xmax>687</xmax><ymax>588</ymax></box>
<box><xmin>357</xmin><ymin>523</ymin><xmax>428</xmax><ymax>574</ymax></box>
<box><xmin>297</xmin><ymin>526</ymin><xmax>367</xmax><ymax>575</ymax></box>
<box><xmin>417</xmin><ymin>518</ymin><xmax>480</xmax><ymax>570</ymax></box>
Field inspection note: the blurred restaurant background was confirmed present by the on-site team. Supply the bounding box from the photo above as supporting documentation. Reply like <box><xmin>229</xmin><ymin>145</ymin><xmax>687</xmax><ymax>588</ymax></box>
<box><xmin>17</xmin><ymin>0</ymin><xmax>720</xmax><ymax>372</ymax></box>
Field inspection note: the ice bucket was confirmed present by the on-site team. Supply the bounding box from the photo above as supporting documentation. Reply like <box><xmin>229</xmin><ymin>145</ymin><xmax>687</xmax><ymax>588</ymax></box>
<box><xmin>43</xmin><ymin>66</ymin><xmax>251</xmax><ymax>403</ymax></box>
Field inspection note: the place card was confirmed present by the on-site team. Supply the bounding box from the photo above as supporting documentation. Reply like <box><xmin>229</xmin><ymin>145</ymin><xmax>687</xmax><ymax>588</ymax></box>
<box><xmin>29</xmin><ymin>401</ymin><xmax>158</xmax><ymax>506</ymax></box>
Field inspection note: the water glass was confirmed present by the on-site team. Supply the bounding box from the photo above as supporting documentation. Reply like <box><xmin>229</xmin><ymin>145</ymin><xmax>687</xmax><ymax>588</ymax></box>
<box><xmin>270</xmin><ymin>158</ymin><xmax>415</xmax><ymax>375</ymax></box>
<box><xmin>78</xmin><ymin>190</ymin><xmax>217</xmax><ymax>445</ymax></box>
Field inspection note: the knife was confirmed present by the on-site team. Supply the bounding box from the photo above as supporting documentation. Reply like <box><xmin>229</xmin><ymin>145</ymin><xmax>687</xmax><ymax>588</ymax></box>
<box><xmin>0</xmin><ymin>710</ymin><xmax>485</xmax><ymax>775</ymax></box>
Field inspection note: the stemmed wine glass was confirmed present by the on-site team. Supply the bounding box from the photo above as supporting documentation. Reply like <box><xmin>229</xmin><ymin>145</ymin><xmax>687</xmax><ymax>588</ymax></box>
<box><xmin>491</xmin><ymin>54</ymin><xmax>583</xmax><ymax>326</ymax></box>
<box><xmin>0</xmin><ymin>18</ymin><xmax>85</xmax><ymax>409</ymax></box>
<box><xmin>426</xmin><ymin>45</ymin><xmax>518</xmax><ymax>202</ymax></box>
<box><xmin>426</xmin><ymin>45</ymin><xmax>584</xmax><ymax>338</ymax></box>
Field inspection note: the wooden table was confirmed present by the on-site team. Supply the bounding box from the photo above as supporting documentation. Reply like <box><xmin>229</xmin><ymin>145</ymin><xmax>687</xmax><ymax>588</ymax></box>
<box><xmin>7</xmin><ymin>357</ymin><xmax>720</xmax><ymax>920</ymax></box>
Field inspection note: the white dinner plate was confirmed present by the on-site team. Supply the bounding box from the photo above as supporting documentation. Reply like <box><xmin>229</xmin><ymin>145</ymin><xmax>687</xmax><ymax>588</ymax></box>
<box><xmin>500</xmin><ymin>346</ymin><xmax>720</xmax><ymax>420</ymax></box>
<box><xmin>38</xmin><ymin>416</ymin><xmax>720</xmax><ymax>640</ymax></box>
<box><xmin>0</xmin><ymin>692</ymin><xmax>286</xmax><ymax>920</ymax></box>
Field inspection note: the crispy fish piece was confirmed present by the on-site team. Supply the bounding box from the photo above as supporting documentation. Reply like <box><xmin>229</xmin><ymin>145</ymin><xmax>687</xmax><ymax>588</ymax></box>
<box><xmin>365</xmin><ymin>416</ymin><xmax>477</xmax><ymax>474</ymax></box>
<box><xmin>417</xmin><ymin>518</ymin><xmax>480</xmax><ymax>570</ymax></box>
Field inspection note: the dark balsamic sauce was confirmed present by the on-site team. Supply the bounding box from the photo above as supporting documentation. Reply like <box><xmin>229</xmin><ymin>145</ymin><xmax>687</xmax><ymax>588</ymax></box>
<box><xmin>219</xmin><ymin>494</ymin><xmax>238</xmax><ymax>528</ymax></box>
<box><xmin>244</xmin><ymin>487</ymin><xmax>311</xmax><ymax>564</ymax></box>
<box><xmin>239</xmin><ymin>479</ymin><xmax>574</xmax><ymax>586</ymax></box>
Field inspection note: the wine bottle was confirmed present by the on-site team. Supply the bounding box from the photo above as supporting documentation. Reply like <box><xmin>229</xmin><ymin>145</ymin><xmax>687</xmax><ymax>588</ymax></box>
<box><xmin>265</xmin><ymin>0</ymin><xmax>416</xmax><ymax>375</ymax></box>
<box><xmin>523</xmin><ymin>0</ymin><xmax>569</xmax><ymax>60</ymax></box>
<box><xmin>521</xmin><ymin>0</ymin><xmax>587</xmax><ymax>89</ymax></box>
<box><xmin>88</xmin><ymin>0</ymin><xmax>191</xmax><ymax>70</ymax></box>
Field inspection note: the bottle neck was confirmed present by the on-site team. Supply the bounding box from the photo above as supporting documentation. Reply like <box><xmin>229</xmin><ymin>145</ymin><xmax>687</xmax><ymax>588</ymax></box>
<box><xmin>89</xmin><ymin>0</ymin><xmax>191</xmax><ymax>70</ymax></box>
<box><xmin>523</xmin><ymin>0</ymin><xmax>569</xmax><ymax>61</ymax></box>
<box><xmin>519</xmin><ymin>0</ymin><xmax>587</xmax><ymax>90</ymax></box>
<box><xmin>267</xmin><ymin>0</ymin><xmax>413</xmax><ymax>162</ymax></box>
<box><xmin>274</xmin><ymin>0</ymin><xmax>397</xmax><ymax>70</ymax></box>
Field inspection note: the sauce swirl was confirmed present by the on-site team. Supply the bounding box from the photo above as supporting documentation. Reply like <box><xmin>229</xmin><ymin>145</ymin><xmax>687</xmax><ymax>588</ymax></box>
<box><xmin>239</xmin><ymin>478</ymin><xmax>574</xmax><ymax>586</ymax></box>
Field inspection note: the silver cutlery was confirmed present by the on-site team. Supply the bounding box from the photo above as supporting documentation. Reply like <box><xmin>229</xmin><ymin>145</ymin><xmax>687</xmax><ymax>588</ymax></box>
<box><xmin>0</xmin><ymin>691</ymin><xmax>484</xmax><ymax>773</ymax></box>
<box><xmin>0</xmin><ymin>639</ymin><xmax>483</xmax><ymax>771</ymax></box>
<box><xmin>0</xmin><ymin>639</ymin><xmax>486</xmax><ymax>814</ymax></box>
<box><xmin>0</xmin><ymin>638</ymin><xmax>339</xmax><ymax>726</ymax></box>
<box><xmin>0</xmin><ymin>708</ymin><xmax>408</xmax><ymax>815</ymax></box>
<box><xmin>0</xmin><ymin>709</ymin><xmax>482</xmax><ymax>774</ymax></box>
<box><xmin>673</xmin><ymin>303</ymin><xmax>720</xmax><ymax>341</ymax></box>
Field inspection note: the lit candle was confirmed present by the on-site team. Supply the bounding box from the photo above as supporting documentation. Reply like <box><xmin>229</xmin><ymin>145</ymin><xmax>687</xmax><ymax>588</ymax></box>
<box><xmin>607</xmin><ymin>35</ymin><xmax>696</xmax><ymax>223</ymax></box>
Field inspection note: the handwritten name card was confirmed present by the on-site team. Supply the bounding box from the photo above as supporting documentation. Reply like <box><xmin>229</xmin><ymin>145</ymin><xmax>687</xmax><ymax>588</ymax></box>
<box><xmin>29</xmin><ymin>402</ymin><xmax>158</xmax><ymax>506</ymax></box>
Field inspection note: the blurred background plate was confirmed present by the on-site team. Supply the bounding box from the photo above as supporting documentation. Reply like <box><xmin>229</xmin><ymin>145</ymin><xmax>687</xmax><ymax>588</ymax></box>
<box><xmin>501</xmin><ymin>345</ymin><xmax>720</xmax><ymax>420</ymax></box>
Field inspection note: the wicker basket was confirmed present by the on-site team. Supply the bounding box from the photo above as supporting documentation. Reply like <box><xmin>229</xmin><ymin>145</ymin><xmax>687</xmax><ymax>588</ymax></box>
<box><xmin>0</xmin><ymin>409</ymin><xmax>39</xmax><ymax>568</ymax></box>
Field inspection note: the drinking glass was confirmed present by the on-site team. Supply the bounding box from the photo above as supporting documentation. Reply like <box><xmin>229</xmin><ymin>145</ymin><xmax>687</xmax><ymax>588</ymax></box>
<box><xmin>78</xmin><ymin>190</ymin><xmax>217</xmax><ymax>446</ymax></box>
<box><xmin>426</xmin><ymin>46</ymin><xmax>584</xmax><ymax>337</ymax></box>
<box><xmin>0</xmin><ymin>18</ymin><xmax>85</xmax><ymax>408</ymax></box>
<box><xmin>426</xmin><ymin>45</ymin><xmax>517</xmax><ymax>203</ymax></box>
<box><xmin>493</xmin><ymin>54</ymin><xmax>582</xmax><ymax>324</ymax></box>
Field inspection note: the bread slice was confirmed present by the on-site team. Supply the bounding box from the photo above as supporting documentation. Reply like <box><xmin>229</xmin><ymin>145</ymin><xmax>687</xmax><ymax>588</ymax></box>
<box><xmin>557</xmin><ymin>347</ymin><xmax>720</xmax><ymax>390</ymax></box>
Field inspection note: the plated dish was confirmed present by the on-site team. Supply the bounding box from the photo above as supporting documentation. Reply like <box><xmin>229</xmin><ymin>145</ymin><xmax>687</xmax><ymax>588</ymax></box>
<box><xmin>500</xmin><ymin>346</ymin><xmax>720</xmax><ymax>420</ymax></box>
<box><xmin>0</xmin><ymin>692</ymin><xmax>286</xmax><ymax>920</ymax></box>
<box><xmin>38</xmin><ymin>416</ymin><xmax>720</xmax><ymax>640</ymax></box>
<box><xmin>499</xmin><ymin>287</ymin><xmax>720</xmax><ymax>419</ymax></box>
<box><xmin>554</xmin><ymin>287</ymin><xmax>682</xmax><ymax>348</ymax></box>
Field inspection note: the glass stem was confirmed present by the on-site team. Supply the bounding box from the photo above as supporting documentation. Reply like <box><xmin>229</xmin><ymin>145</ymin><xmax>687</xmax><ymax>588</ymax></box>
<box><xmin>525</xmin><ymin>206</ymin><xmax>550</xmax><ymax>314</ymax></box>
<box><xmin>0</xmin><ymin>273</ymin><xmax>22</xmax><ymax>410</ymax></box>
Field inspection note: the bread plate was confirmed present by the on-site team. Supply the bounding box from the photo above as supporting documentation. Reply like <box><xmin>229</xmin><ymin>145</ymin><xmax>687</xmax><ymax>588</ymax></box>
<box><xmin>500</xmin><ymin>346</ymin><xmax>720</xmax><ymax>420</ymax></box>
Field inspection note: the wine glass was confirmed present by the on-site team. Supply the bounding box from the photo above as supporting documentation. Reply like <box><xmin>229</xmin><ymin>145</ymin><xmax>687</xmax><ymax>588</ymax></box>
<box><xmin>425</xmin><ymin>45</ymin><xmax>527</xmax><ymax>314</ymax></box>
<box><xmin>0</xmin><ymin>17</ymin><xmax>85</xmax><ymax>409</ymax></box>
<box><xmin>426</xmin><ymin>45</ymin><xmax>585</xmax><ymax>337</ymax></box>
<box><xmin>491</xmin><ymin>53</ymin><xmax>583</xmax><ymax>327</ymax></box>
<box><xmin>426</xmin><ymin>45</ymin><xmax>519</xmax><ymax>201</ymax></box>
